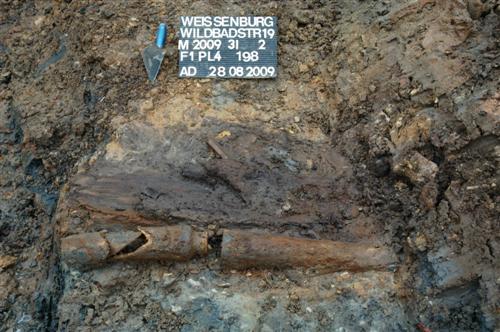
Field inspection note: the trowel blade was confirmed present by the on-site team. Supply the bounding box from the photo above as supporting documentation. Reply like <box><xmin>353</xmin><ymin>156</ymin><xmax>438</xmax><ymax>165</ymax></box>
<box><xmin>142</xmin><ymin>44</ymin><xmax>165</xmax><ymax>81</ymax></box>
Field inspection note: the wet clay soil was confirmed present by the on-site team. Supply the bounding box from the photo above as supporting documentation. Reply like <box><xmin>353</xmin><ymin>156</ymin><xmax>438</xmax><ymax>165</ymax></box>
<box><xmin>0</xmin><ymin>0</ymin><xmax>499</xmax><ymax>331</ymax></box>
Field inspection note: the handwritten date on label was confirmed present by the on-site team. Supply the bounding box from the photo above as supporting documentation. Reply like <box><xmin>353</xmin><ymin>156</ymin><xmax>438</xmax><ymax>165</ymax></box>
<box><xmin>178</xmin><ymin>16</ymin><xmax>278</xmax><ymax>79</ymax></box>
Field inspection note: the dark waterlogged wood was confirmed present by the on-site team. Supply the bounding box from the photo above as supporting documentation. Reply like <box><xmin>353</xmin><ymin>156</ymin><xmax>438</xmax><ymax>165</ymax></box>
<box><xmin>207</xmin><ymin>138</ymin><xmax>229</xmax><ymax>159</ymax></box>
<box><xmin>58</xmin><ymin>128</ymin><xmax>366</xmax><ymax>239</ymax></box>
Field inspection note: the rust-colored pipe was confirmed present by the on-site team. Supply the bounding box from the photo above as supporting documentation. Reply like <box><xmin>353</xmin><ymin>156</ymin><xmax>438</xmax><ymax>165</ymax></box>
<box><xmin>61</xmin><ymin>225</ymin><xmax>208</xmax><ymax>269</ymax></box>
<box><xmin>221</xmin><ymin>229</ymin><xmax>397</xmax><ymax>272</ymax></box>
<box><xmin>114</xmin><ymin>225</ymin><xmax>207</xmax><ymax>262</ymax></box>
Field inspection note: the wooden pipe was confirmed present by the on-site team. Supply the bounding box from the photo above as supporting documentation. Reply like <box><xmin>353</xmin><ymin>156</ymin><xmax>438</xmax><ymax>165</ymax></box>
<box><xmin>61</xmin><ymin>225</ymin><xmax>208</xmax><ymax>269</ymax></box>
<box><xmin>220</xmin><ymin>229</ymin><xmax>397</xmax><ymax>272</ymax></box>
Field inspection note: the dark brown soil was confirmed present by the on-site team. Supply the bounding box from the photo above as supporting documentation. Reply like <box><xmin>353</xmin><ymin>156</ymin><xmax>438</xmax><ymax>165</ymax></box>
<box><xmin>0</xmin><ymin>0</ymin><xmax>498</xmax><ymax>331</ymax></box>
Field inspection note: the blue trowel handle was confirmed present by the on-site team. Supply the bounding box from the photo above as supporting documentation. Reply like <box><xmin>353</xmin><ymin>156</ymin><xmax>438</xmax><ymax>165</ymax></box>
<box><xmin>155</xmin><ymin>23</ymin><xmax>167</xmax><ymax>48</ymax></box>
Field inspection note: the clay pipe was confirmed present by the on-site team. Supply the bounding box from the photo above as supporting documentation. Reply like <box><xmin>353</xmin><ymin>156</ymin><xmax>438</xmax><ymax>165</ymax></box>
<box><xmin>220</xmin><ymin>229</ymin><xmax>397</xmax><ymax>272</ymax></box>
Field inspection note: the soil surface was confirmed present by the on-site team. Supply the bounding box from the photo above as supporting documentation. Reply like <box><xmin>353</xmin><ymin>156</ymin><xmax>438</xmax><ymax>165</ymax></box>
<box><xmin>0</xmin><ymin>0</ymin><xmax>499</xmax><ymax>331</ymax></box>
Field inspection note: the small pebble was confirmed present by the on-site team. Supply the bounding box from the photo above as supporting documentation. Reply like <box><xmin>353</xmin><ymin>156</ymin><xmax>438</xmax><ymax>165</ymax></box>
<box><xmin>299</xmin><ymin>63</ymin><xmax>309</xmax><ymax>73</ymax></box>
<box><xmin>217</xmin><ymin>282</ymin><xmax>231</xmax><ymax>288</ymax></box>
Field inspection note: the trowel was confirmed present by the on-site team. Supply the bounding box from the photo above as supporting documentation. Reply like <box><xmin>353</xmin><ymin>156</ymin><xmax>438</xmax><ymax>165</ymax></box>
<box><xmin>142</xmin><ymin>23</ymin><xmax>167</xmax><ymax>81</ymax></box>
